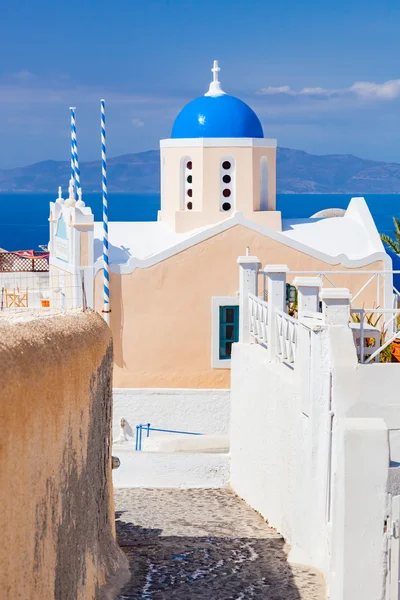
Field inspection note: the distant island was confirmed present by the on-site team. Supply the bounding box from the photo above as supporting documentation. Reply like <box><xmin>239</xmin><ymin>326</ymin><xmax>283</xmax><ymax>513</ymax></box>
<box><xmin>1</xmin><ymin>147</ymin><xmax>400</xmax><ymax>194</ymax></box>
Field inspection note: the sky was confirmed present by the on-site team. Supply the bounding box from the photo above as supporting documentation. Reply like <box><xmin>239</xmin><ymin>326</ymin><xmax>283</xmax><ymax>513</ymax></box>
<box><xmin>1</xmin><ymin>0</ymin><xmax>400</xmax><ymax>168</ymax></box>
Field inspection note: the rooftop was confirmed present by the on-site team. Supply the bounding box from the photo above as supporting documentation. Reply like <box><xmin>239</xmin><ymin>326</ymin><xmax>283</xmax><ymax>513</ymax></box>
<box><xmin>93</xmin><ymin>197</ymin><xmax>386</xmax><ymax>270</ymax></box>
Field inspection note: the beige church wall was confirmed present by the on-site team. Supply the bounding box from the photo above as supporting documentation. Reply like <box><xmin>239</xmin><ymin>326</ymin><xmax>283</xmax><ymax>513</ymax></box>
<box><xmin>160</xmin><ymin>146</ymin><xmax>204</xmax><ymax>221</ymax></box>
<box><xmin>0</xmin><ymin>311</ymin><xmax>129</xmax><ymax>599</ymax></box>
<box><xmin>80</xmin><ymin>230</ymin><xmax>89</xmax><ymax>266</ymax></box>
<box><xmin>252</xmin><ymin>146</ymin><xmax>277</xmax><ymax>212</ymax></box>
<box><xmin>94</xmin><ymin>225</ymin><xmax>385</xmax><ymax>389</ymax></box>
<box><xmin>159</xmin><ymin>145</ymin><xmax>279</xmax><ymax>232</ymax></box>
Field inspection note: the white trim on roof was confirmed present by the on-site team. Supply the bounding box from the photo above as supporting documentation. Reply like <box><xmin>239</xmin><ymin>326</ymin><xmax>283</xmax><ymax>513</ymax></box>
<box><xmin>93</xmin><ymin>204</ymin><xmax>391</xmax><ymax>277</ymax></box>
<box><xmin>160</xmin><ymin>138</ymin><xmax>277</xmax><ymax>149</ymax></box>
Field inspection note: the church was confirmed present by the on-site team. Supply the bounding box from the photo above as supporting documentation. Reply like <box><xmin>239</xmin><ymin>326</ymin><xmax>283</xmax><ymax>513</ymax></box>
<box><xmin>48</xmin><ymin>61</ymin><xmax>391</xmax><ymax>389</ymax></box>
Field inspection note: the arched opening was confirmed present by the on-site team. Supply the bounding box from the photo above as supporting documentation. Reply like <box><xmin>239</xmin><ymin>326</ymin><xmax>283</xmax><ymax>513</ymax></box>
<box><xmin>180</xmin><ymin>156</ymin><xmax>193</xmax><ymax>210</ymax></box>
<box><xmin>220</xmin><ymin>157</ymin><xmax>235</xmax><ymax>212</ymax></box>
<box><xmin>260</xmin><ymin>156</ymin><xmax>269</xmax><ymax>211</ymax></box>
<box><xmin>161</xmin><ymin>156</ymin><xmax>166</xmax><ymax>212</ymax></box>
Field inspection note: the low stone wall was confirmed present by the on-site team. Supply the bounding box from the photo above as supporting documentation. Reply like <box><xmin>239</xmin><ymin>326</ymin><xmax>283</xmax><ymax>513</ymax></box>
<box><xmin>0</xmin><ymin>311</ymin><xmax>129</xmax><ymax>600</ymax></box>
<box><xmin>112</xmin><ymin>447</ymin><xmax>230</xmax><ymax>488</ymax></box>
<box><xmin>113</xmin><ymin>388</ymin><xmax>230</xmax><ymax>443</ymax></box>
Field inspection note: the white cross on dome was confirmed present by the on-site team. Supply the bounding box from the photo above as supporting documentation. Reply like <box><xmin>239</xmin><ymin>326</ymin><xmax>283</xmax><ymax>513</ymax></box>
<box><xmin>205</xmin><ymin>60</ymin><xmax>226</xmax><ymax>97</ymax></box>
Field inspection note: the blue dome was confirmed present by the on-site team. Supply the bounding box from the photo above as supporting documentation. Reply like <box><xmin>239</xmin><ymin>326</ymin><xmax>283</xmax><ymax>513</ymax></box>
<box><xmin>171</xmin><ymin>94</ymin><xmax>264</xmax><ymax>139</ymax></box>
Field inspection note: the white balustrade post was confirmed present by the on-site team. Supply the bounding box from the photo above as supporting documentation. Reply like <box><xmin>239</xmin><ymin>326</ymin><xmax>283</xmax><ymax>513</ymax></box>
<box><xmin>237</xmin><ymin>256</ymin><xmax>261</xmax><ymax>343</ymax></box>
<box><xmin>265</xmin><ymin>264</ymin><xmax>289</xmax><ymax>360</ymax></box>
<box><xmin>293</xmin><ymin>276</ymin><xmax>322</xmax><ymax>317</ymax></box>
<box><xmin>320</xmin><ymin>288</ymin><xmax>351</xmax><ymax>326</ymax></box>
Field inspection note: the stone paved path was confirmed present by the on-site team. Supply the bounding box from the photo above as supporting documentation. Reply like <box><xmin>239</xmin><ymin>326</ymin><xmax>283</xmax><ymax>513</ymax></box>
<box><xmin>115</xmin><ymin>488</ymin><xmax>325</xmax><ymax>600</ymax></box>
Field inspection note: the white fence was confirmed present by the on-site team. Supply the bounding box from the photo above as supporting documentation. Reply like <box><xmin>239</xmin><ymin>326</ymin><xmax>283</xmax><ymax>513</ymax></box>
<box><xmin>259</xmin><ymin>269</ymin><xmax>400</xmax><ymax>314</ymax></box>
<box><xmin>241</xmin><ymin>259</ymin><xmax>400</xmax><ymax>366</ymax></box>
<box><xmin>350</xmin><ymin>307</ymin><xmax>400</xmax><ymax>364</ymax></box>
<box><xmin>275</xmin><ymin>309</ymin><xmax>298</xmax><ymax>364</ymax></box>
<box><xmin>248</xmin><ymin>292</ymin><xmax>268</xmax><ymax>346</ymax></box>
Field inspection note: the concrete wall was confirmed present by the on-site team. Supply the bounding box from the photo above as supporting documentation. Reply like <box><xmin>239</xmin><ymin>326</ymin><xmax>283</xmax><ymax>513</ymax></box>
<box><xmin>94</xmin><ymin>224</ymin><xmax>384</xmax><ymax>389</ymax></box>
<box><xmin>0</xmin><ymin>311</ymin><xmax>128</xmax><ymax>600</ymax></box>
<box><xmin>112</xmin><ymin>388</ymin><xmax>230</xmax><ymax>442</ymax></box>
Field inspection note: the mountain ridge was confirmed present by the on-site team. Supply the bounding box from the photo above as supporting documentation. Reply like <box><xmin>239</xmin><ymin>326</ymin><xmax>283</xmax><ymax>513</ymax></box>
<box><xmin>1</xmin><ymin>147</ymin><xmax>400</xmax><ymax>194</ymax></box>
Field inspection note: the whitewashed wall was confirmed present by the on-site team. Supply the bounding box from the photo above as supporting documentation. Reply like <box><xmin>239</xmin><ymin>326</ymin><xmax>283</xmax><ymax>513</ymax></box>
<box><xmin>230</xmin><ymin>315</ymin><xmax>396</xmax><ymax>600</ymax></box>
<box><xmin>112</xmin><ymin>447</ymin><xmax>230</xmax><ymax>488</ymax></box>
<box><xmin>112</xmin><ymin>388</ymin><xmax>230</xmax><ymax>443</ymax></box>
<box><xmin>230</xmin><ymin>321</ymin><xmax>332</xmax><ymax>577</ymax></box>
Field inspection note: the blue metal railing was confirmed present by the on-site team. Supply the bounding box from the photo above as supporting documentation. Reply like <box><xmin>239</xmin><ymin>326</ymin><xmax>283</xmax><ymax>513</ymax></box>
<box><xmin>135</xmin><ymin>423</ymin><xmax>203</xmax><ymax>451</ymax></box>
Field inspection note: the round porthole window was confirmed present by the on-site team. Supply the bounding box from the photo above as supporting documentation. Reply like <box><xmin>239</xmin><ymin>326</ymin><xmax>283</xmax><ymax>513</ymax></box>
<box><xmin>222</xmin><ymin>202</ymin><xmax>231</xmax><ymax>211</ymax></box>
<box><xmin>187</xmin><ymin>189</ymin><xmax>193</xmax><ymax>197</ymax></box>
<box><xmin>222</xmin><ymin>188</ymin><xmax>231</xmax><ymax>197</ymax></box>
<box><xmin>187</xmin><ymin>201</ymin><xmax>193</xmax><ymax>210</ymax></box>
<box><xmin>187</xmin><ymin>175</ymin><xmax>192</xmax><ymax>184</ymax></box>
<box><xmin>186</xmin><ymin>161</ymin><xmax>192</xmax><ymax>170</ymax></box>
<box><xmin>222</xmin><ymin>160</ymin><xmax>231</xmax><ymax>170</ymax></box>
<box><xmin>222</xmin><ymin>174</ymin><xmax>231</xmax><ymax>184</ymax></box>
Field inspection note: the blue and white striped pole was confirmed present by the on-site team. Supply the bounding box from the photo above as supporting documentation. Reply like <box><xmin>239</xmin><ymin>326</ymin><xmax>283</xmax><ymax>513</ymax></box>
<box><xmin>70</xmin><ymin>106</ymin><xmax>82</xmax><ymax>202</ymax></box>
<box><xmin>101</xmin><ymin>99</ymin><xmax>110</xmax><ymax>324</ymax></box>
<box><xmin>69</xmin><ymin>108</ymin><xmax>76</xmax><ymax>199</ymax></box>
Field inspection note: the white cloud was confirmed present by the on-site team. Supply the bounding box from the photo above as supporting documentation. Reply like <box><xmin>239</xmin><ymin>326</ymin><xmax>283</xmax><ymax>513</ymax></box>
<box><xmin>258</xmin><ymin>78</ymin><xmax>400</xmax><ymax>100</ymax></box>
<box><xmin>132</xmin><ymin>118</ymin><xmax>144</xmax><ymax>127</ymax></box>
<box><xmin>260</xmin><ymin>85</ymin><xmax>293</xmax><ymax>95</ymax></box>
<box><xmin>349</xmin><ymin>79</ymin><xmax>400</xmax><ymax>99</ymax></box>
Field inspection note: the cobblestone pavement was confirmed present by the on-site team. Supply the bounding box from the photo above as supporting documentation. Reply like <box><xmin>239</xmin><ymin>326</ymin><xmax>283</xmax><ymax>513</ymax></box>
<box><xmin>115</xmin><ymin>488</ymin><xmax>325</xmax><ymax>600</ymax></box>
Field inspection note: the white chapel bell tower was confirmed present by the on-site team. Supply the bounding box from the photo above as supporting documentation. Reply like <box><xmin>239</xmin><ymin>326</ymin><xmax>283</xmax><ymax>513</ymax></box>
<box><xmin>158</xmin><ymin>60</ymin><xmax>280</xmax><ymax>233</ymax></box>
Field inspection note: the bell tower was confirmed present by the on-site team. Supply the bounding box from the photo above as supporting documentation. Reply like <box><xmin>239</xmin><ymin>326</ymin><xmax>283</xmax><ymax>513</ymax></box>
<box><xmin>158</xmin><ymin>61</ymin><xmax>281</xmax><ymax>233</ymax></box>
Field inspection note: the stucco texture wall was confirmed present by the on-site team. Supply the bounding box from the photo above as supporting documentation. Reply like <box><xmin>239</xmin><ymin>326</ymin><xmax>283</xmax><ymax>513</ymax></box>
<box><xmin>95</xmin><ymin>224</ymin><xmax>384</xmax><ymax>389</ymax></box>
<box><xmin>0</xmin><ymin>311</ymin><xmax>128</xmax><ymax>600</ymax></box>
<box><xmin>95</xmin><ymin>225</ymin><xmax>382</xmax><ymax>388</ymax></box>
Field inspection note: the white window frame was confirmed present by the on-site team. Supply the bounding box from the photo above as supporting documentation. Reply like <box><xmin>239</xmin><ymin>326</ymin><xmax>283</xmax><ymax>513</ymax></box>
<box><xmin>211</xmin><ymin>296</ymin><xmax>239</xmax><ymax>369</ymax></box>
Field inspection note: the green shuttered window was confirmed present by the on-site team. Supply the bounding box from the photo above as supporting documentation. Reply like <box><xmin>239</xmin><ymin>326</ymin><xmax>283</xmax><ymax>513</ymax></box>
<box><xmin>219</xmin><ymin>305</ymin><xmax>239</xmax><ymax>360</ymax></box>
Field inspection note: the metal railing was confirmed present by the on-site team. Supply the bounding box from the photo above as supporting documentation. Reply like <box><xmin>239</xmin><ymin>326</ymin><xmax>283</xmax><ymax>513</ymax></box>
<box><xmin>259</xmin><ymin>269</ymin><xmax>400</xmax><ymax>311</ymax></box>
<box><xmin>0</xmin><ymin>269</ymin><xmax>87</xmax><ymax>312</ymax></box>
<box><xmin>275</xmin><ymin>308</ymin><xmax>299</xmax><ymax>364</ymax></box>
<box><xmin>350</xmin><ymin>308</ymin><xmax>400</xmax><ymax>364</ymax></box>
<box><xmin>248</xmin><ymin>292</ymin><xmax>269</xmax><ymax>346</ymax></box>
<box><xmin>135</xmin><ymin>423</ymin><xmax>203</xmax><ymax>451</ymax></box>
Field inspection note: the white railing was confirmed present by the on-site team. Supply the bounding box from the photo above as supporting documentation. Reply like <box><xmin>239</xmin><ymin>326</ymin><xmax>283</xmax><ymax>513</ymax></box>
<box><xmin>350</xmin><ymin>308</ymin><xmax>400</xmax><ymax>364</ymax></box>
<box><xmin>299</xmin><ymin>310</ymin><xmax>323</xmax><ymax>321</ymax></box>
<box><xmin>248</xmin><ymin>293</ymin><xmax>268</xmax><ymax>346</ymax></box>
<box><xmin>259</xmin><ymin>269</ymin><xmax>399</xmax><ymax>310</ymax></box>
<box><xmin>275</xmin><ymin>308</ymin><xmax>299</xmax><ymax>364</ymax></box>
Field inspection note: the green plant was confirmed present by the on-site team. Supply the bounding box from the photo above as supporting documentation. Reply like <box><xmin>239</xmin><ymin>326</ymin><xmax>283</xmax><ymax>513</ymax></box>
<box><xmin>381</xmin><ymin>217</ymin><xmax>400</xmax><ymax>254</ymax></box>
<box><xmin>350</xmin><ymin>309</ymin><xmax>382</xmax><ymax>328</ymax></box>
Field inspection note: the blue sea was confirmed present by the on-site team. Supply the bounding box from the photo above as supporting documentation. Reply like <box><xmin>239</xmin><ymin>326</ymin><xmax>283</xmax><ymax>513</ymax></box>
<box><xmin>0</xmin><ymin>192</ymin><xmax>399</xmax><ymax>251</ymax></box>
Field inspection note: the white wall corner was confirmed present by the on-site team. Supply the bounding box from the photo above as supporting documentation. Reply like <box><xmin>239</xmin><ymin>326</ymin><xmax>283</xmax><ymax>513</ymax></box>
<box><xmin>345</xmin><ymin>197</ymin><xmax>386</xmax><ymax>254</ymax></box>
<box><xmin>330</xmin><ymin>417</ymin><xmax>389</xmax><ymax>600</ymax></box>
